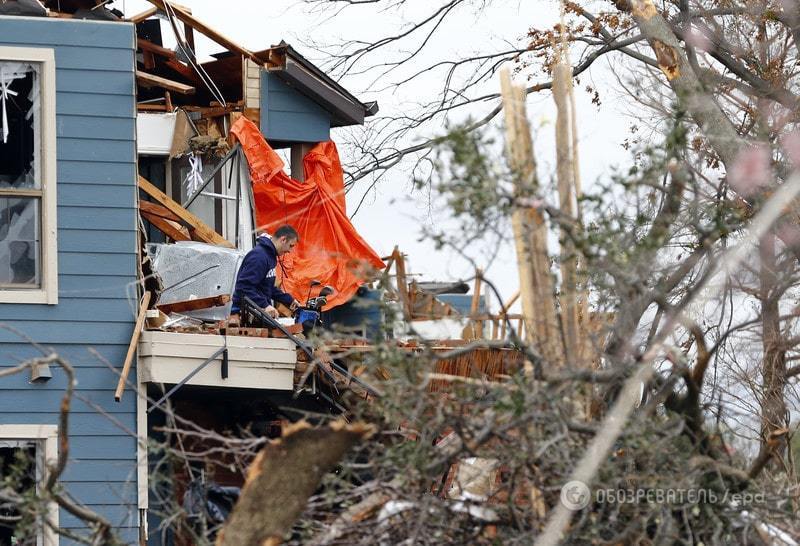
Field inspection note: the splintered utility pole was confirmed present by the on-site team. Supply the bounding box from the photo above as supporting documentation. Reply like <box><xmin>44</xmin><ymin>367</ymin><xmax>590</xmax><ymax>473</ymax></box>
<box><xmin>552</xmin><ymin>45</ymin><xmax>590</xmax><ymax>368</ymax></box>
<box><xmin>500</xmin><ymin>68</ymin><xmax>564</xmax><ymax>369</ymax></box>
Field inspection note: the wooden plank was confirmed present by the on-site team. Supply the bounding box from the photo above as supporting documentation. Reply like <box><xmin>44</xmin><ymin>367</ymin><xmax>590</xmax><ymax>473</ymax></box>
<box><xmin>164</xmin><ymin>59</ymin><xmax>198</xmax><ymax>83</ymax></box>
<box><xmin>137</xmin><ymin>103</ymin><xmax>169</xmax><ymax>112</ymax></box>
<box><xmin>501</xmin><ymin>291</ymin><xmax>519</xmax><ymax>314</ymax></box>
<box><xmin>393</xmin><ymin>247</ymin><xmax>411</xmax><ymax>321</ymax></box>
<box><xmin>115</xmin><ymin>291</ymin><xmax>151</xmax><ymax>402</ymax></box>
<box><xmin>139</xmin><ymin>200</ymin><xmax>181</xmax><ymax>222</ymax></box>
<box><xmin>128</xmin><ymin>6</ymin><xmax>158</xmax><ymax>23</ymax></box>
<box><xmin>156</xmin><ymin>294</ymin><xmax>231</xmax><ymax>314</ymax></box>
<box><xmin>137</xmin><ymin>38</ymin><xmax>177</xmax><ymax>60</ymax></box>
<box><xmin>140</xmin><ymin>210</ymin><xmax>191</xmax><ymax>242</ymax></box>
<box><xmin>470</xmin><ymin>268</ymin><xmax>484</xmax><ymax>338</ymax></box>
<box><xmin>184</xmin><ymin>22</ymin><xmax>195</xmax><ymax>52</ymax></box>
<box><xmin>500</xmin><ymin>68</ymin><xmax>563</xmax><ymax>368</ymax></box>
<box><xmin>143</xmin><ymin>50</ymin><xmax>156</xmax><ymax>70</ymax></box>
<box><xmin>138</xmin><ymin>176</ymin><xmax>233</xmax><ymax>247</ymax></box>
<box><xmin>470</xmin><ymin>269</ymin><xmax>483</xmax><ymax>316</ymax></box>
<box><xmin>136</xmin><ymin>70</ymin><xmax>195</xmax><ymax>95</ymax></box>
<box><xmin>144</xmin><ymin>0</ymin><xmax>262</xmax><ymax>64</ymax></box>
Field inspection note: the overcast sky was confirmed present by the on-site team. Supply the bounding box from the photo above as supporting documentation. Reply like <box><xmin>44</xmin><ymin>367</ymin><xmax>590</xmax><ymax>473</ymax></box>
<box><xmin>121</xmin><ymin>0</ymin><xmax>633</xmax><ymax>309</ymax></box>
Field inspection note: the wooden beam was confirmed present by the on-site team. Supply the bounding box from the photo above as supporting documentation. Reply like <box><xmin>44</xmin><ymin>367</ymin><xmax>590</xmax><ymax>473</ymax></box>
<box><xmin>137</xmin><ymin>103</ymin><xmax>169</xmax><ymax>112</ymax></box>
<box><xmin>157</xmin><ymin>294</ymin><xmax>231</xmax><ymax>314</ymax></box>
<box><xmin>470</xmin><ymin>269</ymin><xmax>483</xmax><ymax>317</ymax></box>
<box><xmin>138</xmin><ymin>38</ymin><xmax>177</xmax><ymax>60</ymax></box>
<box><xmin>143</xmin><ymin>50</ymin><xmax>155</xmax><ymax>70</ymax></box>
<box><xmin>163</xmin><ymin>59</ymin><xmax>198</xmax><ymax>83</ymax></box>
<box><xmin>184</xmin><ymin>21</ymin><xmax>195</xmax><ymax>52</ymax></box>
<box><xmin>145</xmin><ymin>0</ymin><xmax>262</xmax><ymax>64</ymax></box>
<box><xmin>128</xmin><ymin>6</ymin><xmax>158</xmax><ymax>23</ymax></box>
<box><xmin>471</xmin><ymin>268</ymin><xmax>484</xmax><ymax>338</ymax></box>
<box><xmin>141</xmin><ymin>210</ymin><xmax>191</xmax><ymax>242</ymax></box>
<box><xmin>500</xmin><ymin>291</ymin><xmax>520</xmax><ymax>315</ymax></box>
<box><xmin>393</xmin><ymin>247</ymin><xmax>411</xmax><ymax>321</ymax></box>
<box><xmin>136</xmin><ymin>70</ymin><xmax>196</xmax><ymax>95</ymax></box>
<box><xmin>139</xmin><ymin>199</ymin><xmax>181</xmax><ymax>222</ymax></box>
<box><xmin>138</xmin><ymin>176</ymin><xmax>234</xmax><ymax>248</ymax></box>
<box><xmin>500</xmin><ymin>68</ymin><xmax>563</xmax><ymax>368</ymax></box>
<box><xmin>115</xmin><ymin>291</ymin><xmax>152</xmax><ymax>402</ymax></box>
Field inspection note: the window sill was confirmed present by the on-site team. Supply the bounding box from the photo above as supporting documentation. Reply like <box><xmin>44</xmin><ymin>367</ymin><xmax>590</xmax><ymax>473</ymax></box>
<box><xmin>0</xmin><ymin>288</ymin><xmax>57</xmax><ymax>305</ymax></box>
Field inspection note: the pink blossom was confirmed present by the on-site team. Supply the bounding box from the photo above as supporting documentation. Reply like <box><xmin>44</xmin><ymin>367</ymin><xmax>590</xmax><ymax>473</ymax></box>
<box><xmin>780</xmin><ymin>129</ymin><xmax>800</xmax><ymax>169</ymax></box>
<box><xmin>727</xmin><ymin>145</ymin><xmax>772</xmax><ymax>198</ymax></box>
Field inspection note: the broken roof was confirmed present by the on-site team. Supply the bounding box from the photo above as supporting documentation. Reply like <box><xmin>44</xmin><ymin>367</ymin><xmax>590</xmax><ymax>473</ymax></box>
<box><xmin>132</xmin><ymin>1</ymin><xmax>376</xmax><ymax>126</ymax></box>
<box><xmin>1</xmin><ymin>0</ymin><xmax>378</xmax><ymax>123</ymax></box>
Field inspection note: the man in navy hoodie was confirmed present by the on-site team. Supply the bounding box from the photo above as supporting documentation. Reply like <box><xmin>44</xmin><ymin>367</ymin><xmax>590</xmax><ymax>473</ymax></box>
<box><xmin>231</xmin><ymin>225</ymin><xmax>301</xmax><ymax>318</ymax></box>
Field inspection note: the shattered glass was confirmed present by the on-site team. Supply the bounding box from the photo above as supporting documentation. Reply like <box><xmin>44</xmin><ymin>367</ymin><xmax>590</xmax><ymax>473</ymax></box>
<box><xmin>0</xmin><ymin>63</ymin><xmax>39</xmax><ymax>189</ymax></box>
<box><xmin>0</xmin><ymin>197</ymin><xmax>39</xmax><ymax>287</ymax></box>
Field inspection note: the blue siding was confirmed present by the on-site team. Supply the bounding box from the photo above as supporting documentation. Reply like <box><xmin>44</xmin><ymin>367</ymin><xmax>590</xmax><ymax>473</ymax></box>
<box><xmin>0</xmin><ymin>390</ymin><xmax>134</xmax><ymax>413</ymax></box>
<box><xmin>261</xmin><ymin>70</ymin><xmax>331</xmax><ymax>142</ymax></box>
<box><xmin>0</xmin><ymin>366</ymin><xmax>129</xmax><ymax>389</ymax></box>
<box><xmin>58</xmin><ymin>91</ymin><xmax>134</xmax><ymax>118</ymax></box>
<box><xmin>0</xmin><ymin>16</ymin><xmax>139</xmax><ymax>542</ymax></box>
<box><xmin>58</xmin><ymin>160</ymin><xmax>137</xmax><ymax>185</ymax></box>
<box><xmin>59</xmin><ymin>206</ymin><xmax>137</xmax><ymax>230</ymax></box>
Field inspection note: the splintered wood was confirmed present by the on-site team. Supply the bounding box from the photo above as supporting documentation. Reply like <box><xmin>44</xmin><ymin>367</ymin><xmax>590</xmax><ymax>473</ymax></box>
<box><xmin>138</xmin><ymin>175</ymin><xmax>233</xmax><ymax>248</ymax></box>
<box><xmin>215</xmin><ymin>420</ymin><xmax>375</xmax><ymax>546</ymax></box>
<box><xmin>499</xmin><ymin>69</ymin><xmax>564</xmax><ymax>369</ymax></box>
<box><xmin>553</xmin><ymin>50</ymin><xmax>590</xmax><ymax>368</ymax></box>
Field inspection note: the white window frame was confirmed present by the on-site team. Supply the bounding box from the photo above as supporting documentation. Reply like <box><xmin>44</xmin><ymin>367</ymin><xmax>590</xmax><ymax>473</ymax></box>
<box><xmin>0</xmin><ymin>46</ymin><xmax>57</xmax><ymax>304</ymax></box>
<box><xmin>0</xmin><ymin>424</ymin><xmax>59</xmax><ymax>546</ymax></box>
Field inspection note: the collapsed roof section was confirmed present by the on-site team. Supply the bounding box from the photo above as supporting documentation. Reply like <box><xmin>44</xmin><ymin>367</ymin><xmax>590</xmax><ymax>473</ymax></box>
<box><xmin>131</xmin><ymin>1</ymin><xmax>377</xmax><ymax>132</ymax></box>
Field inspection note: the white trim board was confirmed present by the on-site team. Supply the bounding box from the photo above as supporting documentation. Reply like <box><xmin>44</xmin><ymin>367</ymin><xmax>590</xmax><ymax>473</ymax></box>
<box><xmin>0</xmin><ymin>424</ymin><xmax>59</xmax><ymax>546</ymax></box>
<box><xmin>0</xmin><ymin>46</ymin><xmax>58</xmax><ymax>304</ymax></box>
<box><xmin>138</xmin><ymin>330</ymin><xmax>297</xmax><ymax>390</ymax></box>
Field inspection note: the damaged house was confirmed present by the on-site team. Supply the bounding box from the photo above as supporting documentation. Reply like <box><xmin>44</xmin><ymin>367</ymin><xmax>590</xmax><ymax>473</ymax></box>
<box><xmin>0</xmin><ymin>1</ymin><xmax>520</xmax><ymax>544</ymax></box>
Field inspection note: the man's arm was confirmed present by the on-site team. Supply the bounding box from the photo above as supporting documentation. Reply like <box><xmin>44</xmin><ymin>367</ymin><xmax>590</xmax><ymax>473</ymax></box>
<box><xmin>271</xmin><ymin>286</ymin><xmax>298</xmax><ymax>310</ymax></box>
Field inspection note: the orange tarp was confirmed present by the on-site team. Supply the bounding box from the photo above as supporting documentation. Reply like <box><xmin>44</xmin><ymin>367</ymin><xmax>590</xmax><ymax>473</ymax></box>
<box><xmin>230</xmin><ymin>117</ymin><xmax>385</xmax><ymax>309</ymax></box>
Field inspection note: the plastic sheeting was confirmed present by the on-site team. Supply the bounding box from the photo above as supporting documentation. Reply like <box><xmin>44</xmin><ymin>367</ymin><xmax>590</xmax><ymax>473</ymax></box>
<box><xmin>147</xmin><ymin>241</ymin><xmax>245</xmax><ymax>321</ymax></box>
<box><xmin>230</xmin><ymin>117</ymin><xmax>385</xmax><ymax>309</ymax></box>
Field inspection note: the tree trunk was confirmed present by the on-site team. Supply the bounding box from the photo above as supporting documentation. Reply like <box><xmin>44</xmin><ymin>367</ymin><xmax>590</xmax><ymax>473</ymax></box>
<box><xmin>758</xmin><ymin>234</ymin><xmax>788</xmax><ymax>466</ymax></box>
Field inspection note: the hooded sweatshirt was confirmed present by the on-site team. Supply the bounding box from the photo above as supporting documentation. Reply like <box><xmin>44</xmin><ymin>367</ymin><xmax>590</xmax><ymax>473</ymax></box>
<box><xmin>231</xmin><ymin>235</ymin><xmax>295</xmax><ymax>314</ymax></box>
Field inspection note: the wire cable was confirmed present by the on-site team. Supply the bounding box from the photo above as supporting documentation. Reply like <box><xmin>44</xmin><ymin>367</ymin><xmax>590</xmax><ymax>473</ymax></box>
<box><xmin>161</xmin><ymin>0</ymin><xmax>227</xmax><ymax>107</ymax></box>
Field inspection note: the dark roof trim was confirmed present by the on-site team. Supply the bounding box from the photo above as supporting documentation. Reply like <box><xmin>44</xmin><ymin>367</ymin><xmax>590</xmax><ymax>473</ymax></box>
<box><xmin>268</xmin><ymin>41</ymin><xmax>378</xmax><ymax>128</ymax></box>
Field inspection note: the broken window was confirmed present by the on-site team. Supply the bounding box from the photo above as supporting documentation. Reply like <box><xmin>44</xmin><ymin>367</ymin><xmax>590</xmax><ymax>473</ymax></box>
<box><xmin>0</xmin><ymin>441</ymin><xmax>37</xmax><ymax>546</ymax></box>
<box><xmin>0</xmin><ymin>62</ymin><xmax>41</xmax><ymax>288</ymax></box>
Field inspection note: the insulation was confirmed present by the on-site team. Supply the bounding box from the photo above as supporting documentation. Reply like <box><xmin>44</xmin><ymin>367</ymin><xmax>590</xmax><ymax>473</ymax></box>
<box><xmin>148</xmin><ymin>241</ymin><xmax>244</xmax><ymax>321</ymax></box>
